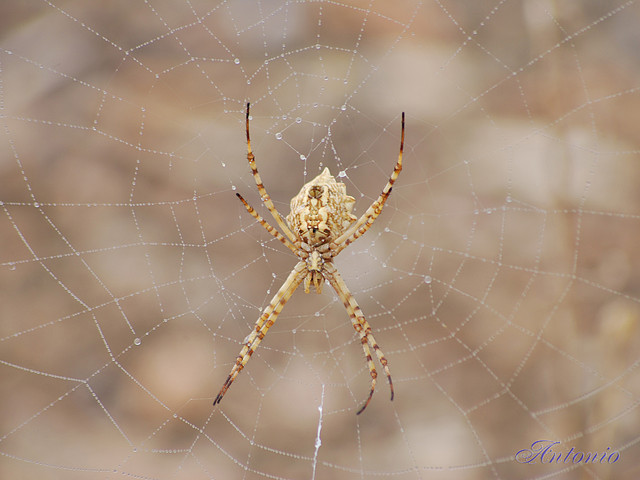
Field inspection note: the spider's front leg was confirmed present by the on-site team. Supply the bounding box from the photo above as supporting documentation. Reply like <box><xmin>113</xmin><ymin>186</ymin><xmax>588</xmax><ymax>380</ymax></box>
<box><xmin>214</xmin><ymin>262</ymin><xmax>307</xmax><ymax>406</ymax></box>
<box><xmin>323</xmin><ymin>262</ymin><xmax>394</xmax><ymax>414</ymax></box>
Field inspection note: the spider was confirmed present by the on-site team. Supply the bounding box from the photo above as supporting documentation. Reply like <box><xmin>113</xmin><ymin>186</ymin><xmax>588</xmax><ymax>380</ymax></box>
<box><xmin>214</xmin><ymin>103</ymin><xmax>405</xmax><ymax>414</ymax></box>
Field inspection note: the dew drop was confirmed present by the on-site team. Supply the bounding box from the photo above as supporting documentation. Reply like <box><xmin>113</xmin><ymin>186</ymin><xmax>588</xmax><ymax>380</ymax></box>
<box><xmin>423</xmin><ymin>275</ymin><xmax>432</xmax><ymax>284</ymax></box>
<box><xmin>234</xmin><ymin>58</ymin><xmax>240</xmax><ymax>64</ymax></box>
<box><xmin>337</xmin><ymin>170</ymin><xmax>346</xmax><ymax>178</ymax></box>
<box><xmin>299</xmin><ymin>155</ymin><xmax>306</xmax><ymax>161</ymax></box>
<box><xmin>340</xmin><ymin>105</ymin><xmax>346</xmax><ymax>111</ymax></box>
<box><xmin>134</xmin><ymin>338</ymin><xmax>141</xmax><ymax>346</ymax></box>
<box><xmin>295</xmin><ymin>117</ymin><xmax>302</xmax><ymax>124</ymax></box>
<box><xmin>275</xmin><ymin>132</ymin><xmax>282</xmax><ymax>140</ymax></box>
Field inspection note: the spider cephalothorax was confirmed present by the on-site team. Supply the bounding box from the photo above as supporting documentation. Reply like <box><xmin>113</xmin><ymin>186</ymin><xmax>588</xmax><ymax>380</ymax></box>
<box><xmin>214</xmin><ymin>103</ymin><xmax>405</xmax><ymax>414</ymax></box>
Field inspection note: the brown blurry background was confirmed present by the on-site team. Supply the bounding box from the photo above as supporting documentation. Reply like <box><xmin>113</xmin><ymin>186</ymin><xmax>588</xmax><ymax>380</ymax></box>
<box><xmin>1</xmin><ymin>1</ymin><xmax>640</xmax><ymax>479</ymax></box>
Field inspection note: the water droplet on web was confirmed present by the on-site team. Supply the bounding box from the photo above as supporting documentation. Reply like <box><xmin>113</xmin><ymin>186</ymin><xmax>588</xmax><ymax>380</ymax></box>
<box><xmin>8</xmin><ymin>263</ymin><xmax>16</xmax><ymax>271</ymax></box>
<box><xmin>234</xmin><ymin>58</ymin><xmax>240</xmax><ymax>64</ymax></box>
<box><xmin>300</xmin><ymin>155</ymin><xmax>306</xmax><ymax>161</ymax></box>
<box><xmin>275</xmin><ymin>132</ymin><xmax>282</xmax><ymax>140</ymax></box>
<box><xmin>134</xmin><ymin>338</ymin><xmax>141</xmax><ymax>346</ymax></box>
<box><xmin>423</xmin><ymin>275</ymin><xmax>432</xmax><ymax>284</ymax></box>
<box><xmin>231</xmin><ymin>185</ymin><xmax>236</xmax><ymax>191</ymax></box>
<box><xmin>338</xmin><ymin>170</ymin><xmax>346</xmax><ymax>178</ymax></box>
<box><xmin>33</xmin><ymin>202</ymin><xmax>40</xmax><ymax>208</ymax></box>
<box><xmin>295</xmin><ymin>117</ymin><xmax>302</xmax><ymax>124</ymax></box>
<box><xmin>314</xmin><ymin>311</ymin><xmax>320</xmax><ymax>317</ymax></box>
<box><xmin>340</xmin><ymin>105</ymin><xmax>346</xmax><ymax>111</ymax></box>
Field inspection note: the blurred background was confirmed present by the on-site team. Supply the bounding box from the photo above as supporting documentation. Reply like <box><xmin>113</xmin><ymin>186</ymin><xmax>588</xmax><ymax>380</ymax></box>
<box><xmin>1</xmin><ymin>1</ymin><xmax>640</xmax><ymax>479</ymax></box>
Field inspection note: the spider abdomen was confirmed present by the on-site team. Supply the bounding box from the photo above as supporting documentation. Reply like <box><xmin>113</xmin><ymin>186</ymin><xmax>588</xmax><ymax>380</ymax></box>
<box><xmin>287</xmin><ymin>167</ymin><xmax>357</xmax><ymax>245</ymax></box>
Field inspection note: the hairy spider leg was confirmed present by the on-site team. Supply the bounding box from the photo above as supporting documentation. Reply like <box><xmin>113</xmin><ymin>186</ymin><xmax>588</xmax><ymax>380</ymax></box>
<box><xmin>235</xmin><ymin>192</ymin><xmax>297</xmax><ymax>254</ymax></box>
<box><xmin>334</xmin><ymin>112</ymin><xmax>405</xmax><ymax>254</ymax></box>
<box><xmin>245</xmin><ymin>102</ymin><xmax>297</xmax><ymax>243</ymax></box>
<box><xmin>325</xmin><ymin>263</ymin><xmax>394</xmax><ymax>414</ymax></box>
<box><xmin>214</xmin><ymin>262</ymin><xmax>307</xmax><ymax>406</ymax></box>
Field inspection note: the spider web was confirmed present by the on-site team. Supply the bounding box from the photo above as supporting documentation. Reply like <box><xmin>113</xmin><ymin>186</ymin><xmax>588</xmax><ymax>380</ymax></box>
<box><xmin>2</xmin><ymin>1</ymin><xmax>640</xmax><ymax>479</ymax></box>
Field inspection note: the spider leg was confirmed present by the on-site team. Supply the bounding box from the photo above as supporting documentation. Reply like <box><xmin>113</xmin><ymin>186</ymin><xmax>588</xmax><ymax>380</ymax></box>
<box><xmin>236</xmin><ymin>193</ymin><xmax>298</xmax><ymax>254</ymax></box>
<box><xmin>245</xmin><ymin>102</ymin><xmax>297</xmax><ymax>244</ymax></box>
<box><xmin>324</xmin><ymin>263</ymin><xmax>394</xmax><ymax>414</ymax></box>
<box><xmin>214</xmin><ymin>262</ymin><xmax>307</xmax><ymax>406</ymax></box>
<box><xmin>334</xmin><ymin>112</ymin><xmax>404</xmax><ymax>254</ymax></box>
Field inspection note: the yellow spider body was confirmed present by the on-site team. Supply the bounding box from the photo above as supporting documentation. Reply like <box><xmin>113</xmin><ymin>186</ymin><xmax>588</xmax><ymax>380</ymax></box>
<box><xmin>214</xmin><ymin>103</ymin><xmax>405</xmax><ymax>414</ymax></box>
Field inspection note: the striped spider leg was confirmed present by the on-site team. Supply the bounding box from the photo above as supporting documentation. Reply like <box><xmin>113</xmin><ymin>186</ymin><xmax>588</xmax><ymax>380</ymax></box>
<box><xmin>214</xmin><ymin>103</ymin><xmax>405</xmax><ymax>414</ymax></box>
